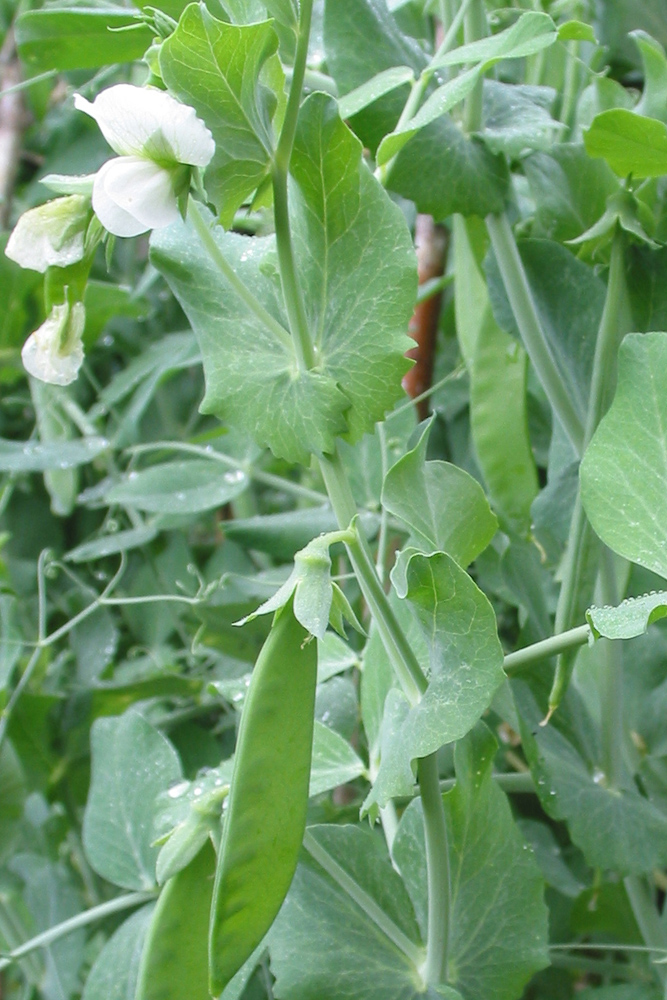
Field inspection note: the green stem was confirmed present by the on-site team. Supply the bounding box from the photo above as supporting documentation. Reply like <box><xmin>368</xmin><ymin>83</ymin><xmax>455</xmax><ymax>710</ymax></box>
<box><xmin>319</xmin><ymin>450</ymin><xmax>426</xmax><ymax>704</ymax></box>
<box><xmin>624</xmin><ymin>876</ymin><xmax>667</xmax><ymax>989</ymax></box>
<box><xmin>485</xmin><ymin>212</ymin><xmax>585</xmax><ymax>456</ymax></box>
<box><xmin>188</xmin><ymin>197</ymin><xmax>292</xmax><ymax>352</ymax></box>
<box><xmin>598</xmin><ymin>551</ymin><xmax>625</xmax><ymax>789</ymax></box>
<box><xmin>272</xmin><ymin>0</ymin><xmax>314</xmax><ymax>371</ymax></box>
<box><xmin>0</xmin><ymin>892</ymin><xmax>155</xmax><ymax>972</ymax></box>
<box><xmin>503</xmin><ymin>623</ymin><xmax>591</xmax><ymax>674</ymax></box>
<box><xmin>559</xmin><ymin>39</ymin><xmax>579</xmax><ymax>132</ymax></box>
<box><xmin>548</xmin><ymin>227</ymin><xmax>630</xmax><ymax>714</ymax></box>
<box><xmin>418</xmin><ymin>753</ymin><xmax>450</xmax><ymax>983</ymax></box>
<box><xmin>463</xmin><ymin>0</ymin><xmax>487</xmax><ymax>132</ymax></box>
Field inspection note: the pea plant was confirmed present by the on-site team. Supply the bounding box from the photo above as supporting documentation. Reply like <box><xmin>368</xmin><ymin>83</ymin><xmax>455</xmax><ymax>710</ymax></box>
<box><xmin>3</xmin><ymin>0</ymin><xmax>667</xmax><ymax>997</ymax></box>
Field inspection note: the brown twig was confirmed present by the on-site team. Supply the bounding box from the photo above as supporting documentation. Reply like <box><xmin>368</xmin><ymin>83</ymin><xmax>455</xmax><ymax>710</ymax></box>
<box><xmin>403</xmin><ymin>215</ymin><xmax>448</xmax><ymax>420</ymax></box>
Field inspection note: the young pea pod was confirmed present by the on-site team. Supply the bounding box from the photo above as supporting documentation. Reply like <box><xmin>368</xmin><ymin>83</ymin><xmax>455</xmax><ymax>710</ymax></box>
<box><xmin>209</xmin><ymin>596</ymin><xmax>318</xmax><ymax>994</ymax></box>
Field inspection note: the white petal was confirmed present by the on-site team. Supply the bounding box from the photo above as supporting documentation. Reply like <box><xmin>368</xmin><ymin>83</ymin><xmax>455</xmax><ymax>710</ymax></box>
<box><xmin>5</xmin><ymin>196</ymin><xmax>89</xmax><ymax>272</ymax></box>
<box><xmin>93</xmin><ymin>157</ymin><xmax>180</xmax><ymax>236</ymax></box>
<box><xmin>21</xmin><ymin>302</ymin><xmax>86</xmax><ymax>386</ymax></box>
<box><xmin>74</xmin><ymin>85</ymin><xmax>214</xmax><ymax>166</ymax></box>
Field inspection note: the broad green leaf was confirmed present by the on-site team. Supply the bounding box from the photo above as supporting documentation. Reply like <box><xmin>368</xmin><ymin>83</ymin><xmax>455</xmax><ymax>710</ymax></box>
<box><xmin>393</xmin><ymin>726</ymin><xmax>549</xmax><ymax>1000</ymax></box>
<box><xmin>368</xmin><ymin>550</ymin><xmax>505</xmax><ymax>807</ymax></box>
<box><xmin>82</xmin><ymin>905</ymin><xmax>154</xmax><ymax>1000</ymax></box>
<box><xmin>324</xmin><ymin>0</ymin><xmax>426</xmax><ymax>152</ymax></box>
<box><xmin>453</xmin><ymin>216</ymin><xmax>538</xmax><ymax>533</ymax></box>
<box><xmin>632</xmin><ymin>30</ymin><xmax>667</xmax><ymax>124</ymax></box>
<box><xmin>558</xmin><ymin>19</ymin><xmax>597</xmax><ymax>43</ymax></box>
<box><xmin>269</xmin><ymin>823</ymin><xmax>429</xmax><ymax>1000</ymax></box>
<box><xmin>338</xmin><ymin>66</ymin><xmax>415</xmax><ymax>119</ymax></box>
<box><xmin>152</xmin><ymin>95</ymin><xmax>416</xmax><ymax>463</ymax></box>
<box><xmin>515</xmin><ymin>679</ymin><xmax>667</xmax><ymax>873</ymax></box>
<box><xmin>433</xmin><ymin>11</ymin><xmax>557</xmax><ymax>69</ymax></box>
<box><xmin>83</xmin><ymin>712</ymin><xmax>182</xmax><ymax>890</ymax></box>
<box><xmin>584</xmin><ymin>108</ymin><xmax>667</xmax><ymax>177</ymax></box>
<box><xmin>82</xmin><ymin>281</ymin><xmax>149</xmax><ymax>347</ymax></box>
<box><xmin>481</xmin><ymin>82</ymin><xmax>561</xmax><ymax>159</ymax></box>
<box><xmin>223</xmin><ymin>508</ymin><xmax>379</xmax><ymax>561</ymax></box>
<box><xmin>587</xmin><ymin>591</ymin><xmax>667</xmax><ymax>639</ymax></box>
<box><xmin>107</xmin><ymin>460</ymin><xmax>249</xmax><ymax>515</ymax></box>
<box><xmin>310</xmin><ymin>721</ymin><xmax>366</xmax><ymax>797</ymax></box>
<box><xmin>386</xmin><ymin>115</ymin><xmax>509</xmax><ymax>220</ymax></box>
<box><xmin>0</xmin><ymin>436</ymin><xmax>108</xmax><ymax>472</ymax></box>
<box><xmin>65</xmin><ymin>526</ymin><xmax>160</xmax><ymax>563</ymax></box>
<box><xmin>518</xmin><ymin>819</ymin><xmax>584</xmax><ymax>898</ymax></box>
<box><xmin>581</xmin><ymin>332</ymin><xmax>667</xmax><ymax>579</ymax></box>
<box><xmin>15</xmin><ymin>8</ymin><xmax>152</xmax><ymax>72</ymax></box>
<box><xmin>627</xmin><ymin>246</ymin><xmax>667</xmax><ymax>332</ymax></box>
<box><xmin>0</xmin><ymin>742</ymin><xmax>26</xmax><ymax>866</ymax></box>
<box><xmin>578</xmin><ymin>988</ymin><xmax>661</xmax><ymax>1000</ymax></box>
<box><xmin>317</xmin><ymin>632</ymin><xmax>359</xmax><ymax>683</ymax></box>
<box><xmin>159</xmin><ymin>5</ymin><xmax>283</xmax><ymax>227</ymax></box>
<box><xmin>210</xmin><ymin>600</ymin><xmax>317</xmax><ymax>993</ymax></box>
<box><xmin>377</xmin><ymin>13</ymin><xmax>558</xmax><ymax>166</ymax></box>
<box><xmin>486</xmin><ymin>238</ymin><xmax>605</xmax><ymax>423</ymax></box>
<box><xmin>524</xmin><ymin>143</ymin><xmax>620</xmax><ymax>243</ymax></box>
<box><xmin>382</xmin><ymin>421</ymin><xmax>498</xmax><ymax>565</ymax></box>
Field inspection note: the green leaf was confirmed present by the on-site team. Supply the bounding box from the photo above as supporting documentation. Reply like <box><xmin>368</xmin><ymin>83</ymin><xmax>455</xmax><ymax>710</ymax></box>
<box><xmin>524</xmin><ymin>143</ymin><xmax>620</xmax><ymax>243</ymax></box>
<box><xmin>581</xmin><ymin>332</ymin><xmax>667</xmax><ymax>579</ymax></box>
<box><xmin>0</xmin><ymin>436</ymin><xmax>109</xmax><ymax>472</ymax></box>
<box><xmin>515</xmin><ymin>679</ymin><xmax>667</xmax><ymax>874</ymax></box>
<box><xmin>152</xmin><ymin>96</ymin><xmax>416</xmax><ymax>463</ymax></box>
<box><xmin>107</xmin><ymin>460</ymin><xmax>248</xmax><ymax>515</ymax></box>
<box><xmin>434</xmin><ymin>11</ymin><xmax>557</xmax><ymax>69</ymax></box>
<box><xmin>368</xmin><ymin>550</ymin><xmax>505</xmax><ymax>807</ymax></box>
<box><xmin>393</xmin><ymin>725</ymin><xmax>549</xmax><ymax>1000</ymax></box>
<box><xmin>453</xmin><ymin>216</ymin><xmax>538</xmax><ymax>533</ymax></box>
<box><xmin>15</xmin><ymin>7</ymin><xmax>152</xmax><ymax>72</ymax></box>
<box><xmin>82</xmin><ymin>281</ymin><xmax>149</xmax><ymax>347</ymax></box>
<box><xmin>386</xmin><ymin>115</ymin><xmax>509</xmax><ymax>220</ymax></box>
<box><xmin>558</xmin><ymin>19</ymin><xmax>597</xmax><ymax>43</ymax></box>
<box><xmin>159</xmin><ymin>4</ymin><xmax>283</xmax><ymax>227</ymax></box>
<box><xmin>224</xmin><ymin>507</ymin><xmax>372</xmax><ymax>560</ymax></box>
<box><xmin>382</xmin><ymin>421</ymin><xmax>498</xmax><ymax>565</ymax></box>
<box><xmin>632</xmin><ymin>30</ymin><xmax>667</xmax><ymax>124</ymax></box>
<box><xmin>587</xmin><ymin>591</ymin><xmax>667</xmax><ymax>639</ymax></box>
<box><xmin>64</xmin><ymin>526</ymin><xmax>160</xmax><ymax>563</ymax></box>
<box><xmin>83</xmin><ymin>712</ymin><xmax>182</xmax><ymax>890</ymax></box>
<box><xmin>269</xmin><ymin>823</ymin><xmax>427</xmax><ymax>1000</ymax></box>
<box><xmin>82</xmin><ymin>905</ymin><xmax>154</xmax><ymax>1000</ymax></box>
<box><xmin>209</xmin><ymin>600</ymin><xmax>318</xmax><ymax>993</ymax></box>
<box><xmin>338</xmin><ymin>66</ymin><xmax>415</xmax><ymax>119</ymax></box>
<box><xmin>324</xmin><ymin>0</ymin><xmax>426</xmax><ymax>152</ymax></box>
<box><xmin>0</xmin><ymin>595</ymin><xmax>22</xmax><ymax>700</ymax></box>
<box><xmin>481</xmin><ymin>82</ymin><xmax>561</xmax><ymax>159</ymax></box>
<box><xmin>310</xmin><ymin>721</ymin><xmax>366</xmax><ymax>797</ymax></box>
<box><xmin>584</xmin><ymin>108</ymin><xmax>667</xmax><ymax>177</ymax></box>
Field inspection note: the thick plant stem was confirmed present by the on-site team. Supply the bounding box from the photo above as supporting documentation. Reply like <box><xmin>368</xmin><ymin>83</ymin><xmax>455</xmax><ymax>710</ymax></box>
<box><xmin>418</xmin><ymin>753</ymin><xmax>450</xmax><ymax>983</ymax></box>
<box><xmin>188</xmin><ymin>198</ymin><xmax>292</xmax><ymax>352</ymax></box>
<box><xmin>485</xmin><ymin>212</ymin><xmax>585</xmax><ymax>456</ymax></box>
<box><xmin>503</xmin><ymin>623</ymin><xmax>590</xmax><ymax>675</ymax></box>
<box><xmin>548</xmin><ymin>228</ymin><xmax>630</xmax><ymax>714</ymax></box>
<box><xmin>272</xmin><ymin>0</ymin><xmax>315</xmax><ymax>371</ymax></box>
<box><xmin>598</xmin><ymin>551</ymin><xmax>624</xmax><ymax>789</ymax></box>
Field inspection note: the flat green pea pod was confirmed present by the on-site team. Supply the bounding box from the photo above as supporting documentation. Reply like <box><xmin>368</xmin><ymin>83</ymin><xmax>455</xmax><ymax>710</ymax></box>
<box><xmin>209</xmin><ymin>596</ymin><xmax>318</xmax><ymax>994</ymax></box>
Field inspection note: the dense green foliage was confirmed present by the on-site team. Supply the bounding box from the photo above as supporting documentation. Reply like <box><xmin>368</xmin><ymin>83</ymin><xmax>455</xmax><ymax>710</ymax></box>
<box><xmin>3</xmin><ymin>0</ymin><xmax>667</xmax><ymax>998</ymax></box>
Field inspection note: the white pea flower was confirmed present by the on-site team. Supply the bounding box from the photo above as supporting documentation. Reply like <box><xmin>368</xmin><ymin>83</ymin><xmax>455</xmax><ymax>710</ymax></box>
<box><xmin>74</xmin><ymin>84</ymin><xmax>215</xmax><ymax>238</ymax></box>
<box><xmin>22</xmin><ymin>301</ymin><xmax>86</xmax><ymax>386</ymax></box>
<box><xmin>5</xmin><ymin>195</ymin><xmax>90</xmax><ymax>272</ymax></box>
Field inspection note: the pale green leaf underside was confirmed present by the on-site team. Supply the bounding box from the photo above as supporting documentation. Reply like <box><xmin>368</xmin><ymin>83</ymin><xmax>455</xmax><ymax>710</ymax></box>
<box><xmin>151</xmin><ymin>95</ymin><xmax>415</xmax><ymax>463</ymax></box>
<box><xmin>310</xmin><ymin>721</ymin><xmax>366</xmax><ymax>797</ymax></box>
<box><xmin>581</xmin><ymin>332</ymin><xmax>667</xmax><ymax>580</ymax></box>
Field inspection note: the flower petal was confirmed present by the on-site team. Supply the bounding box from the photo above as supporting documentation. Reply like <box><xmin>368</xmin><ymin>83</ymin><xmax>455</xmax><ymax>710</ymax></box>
<box><xmin>93</xmin><ymin>157</ymin><xmax>180</xmax><ymax>236</ymax></box>
<box><xmin>5</xmin><ymin>196</ymin><xmax>89</xmax><ymax>272</ymax></box>
<box><xmin>21</xmin><ymin>302</ymin><xmax>86</xmax><ymax>386</ymax></box>
<box><xmin>75</xmin><ymin>85</ymin><xmax>214</xmax><ymax>166</ymax></box>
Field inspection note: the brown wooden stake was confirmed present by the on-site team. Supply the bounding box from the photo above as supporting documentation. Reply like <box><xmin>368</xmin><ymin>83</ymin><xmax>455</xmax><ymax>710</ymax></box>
<box><xmin>403</xmin><ymin>214</ymin><xmax>448</xmax><ymax>420</ymax></box>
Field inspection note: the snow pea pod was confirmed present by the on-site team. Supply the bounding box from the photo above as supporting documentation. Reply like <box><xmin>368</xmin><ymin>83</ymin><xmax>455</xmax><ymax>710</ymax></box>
<box><xmin>209</xmin><ymin>597</ymin><xmax>317</xmax><ymax>994</ymax></box>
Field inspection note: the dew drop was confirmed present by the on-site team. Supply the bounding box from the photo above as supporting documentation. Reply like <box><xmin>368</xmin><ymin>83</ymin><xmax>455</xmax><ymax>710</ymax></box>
<box><xmin>168</xmin><ymin>780</ymin><xmax>190</xmax><ymax>799</ymax></box>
